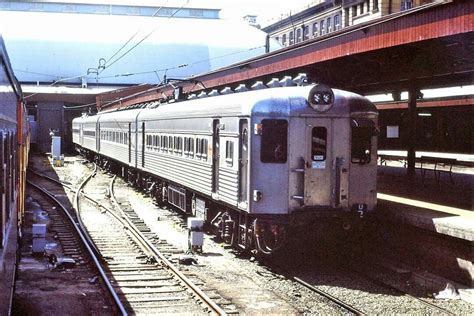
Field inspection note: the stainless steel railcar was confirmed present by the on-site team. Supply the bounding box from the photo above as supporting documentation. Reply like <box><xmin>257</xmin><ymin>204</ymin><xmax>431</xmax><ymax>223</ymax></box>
<box><xmin>73</xmin><ymin>83</ymin><xmax>378</xmax><ymax>254</ymax></box>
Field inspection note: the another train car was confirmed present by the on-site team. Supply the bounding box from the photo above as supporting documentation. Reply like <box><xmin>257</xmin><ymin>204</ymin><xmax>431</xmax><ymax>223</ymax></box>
<box><xmin>0</xmin><ymin>34</ymin><xmax>29</xmax><ymax>314</ymax></box>
<box><xmin>73</xmin><ymin>80</ymin><xmax>378</xmax><ymax>255</ymax></box>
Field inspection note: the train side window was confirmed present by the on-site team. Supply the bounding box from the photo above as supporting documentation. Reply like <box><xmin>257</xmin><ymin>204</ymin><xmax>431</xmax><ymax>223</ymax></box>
<box><xmin>184</xmin><ymin>137</ymin><xmax>188</xmax><ymax>156</ymax></box>
<box><xmin>201</xmin><ymin>139</ymin><xmax>208</xmax><ymax>160</ymax></box>
<box><xmin>261</xmin><ymin>119</ymin><xmax>288</xmax><ymax>163</ymax></box>
<box><xmin>178</xmin><ymin>137</ymin><xmax>183</xmax><ymax>155</ymax></box>
<box><xmin>351</xmin><ymin>119</ymin><xmax>377</xmax><ymax>164</ymax></box>
<box><xmin>189</xmin><ymin>138</ymin><xmax>194</xmax><ymax>157</ymax></box>
<box><xmin>196</xmin><ymin>138</ymin><xmax>201</xmax><ymax>158</ymax></box>
<box><xmin>168</xmin><ymin>136</ymin><xmax>173</xmax><ymax>153</ymax></box>
<box><xmin>226</xmin><ymin>140</ymin><xmax>234</xmax><ymax>166</ymax></box>
<box><xmin>312</xmin><ymin>127</ymin><xmax>327</xmax><ymax>161</ymax></box>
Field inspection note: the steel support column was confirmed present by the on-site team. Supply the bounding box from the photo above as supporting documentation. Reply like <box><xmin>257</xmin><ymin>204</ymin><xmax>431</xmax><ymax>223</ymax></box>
<box><xmin>407</xmin><ymin>87</ymin><xmax>418</xmax><ymax>178</ymax></box>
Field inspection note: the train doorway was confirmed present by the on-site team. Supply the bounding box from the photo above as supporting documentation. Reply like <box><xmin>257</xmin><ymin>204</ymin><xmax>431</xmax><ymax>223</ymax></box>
<box><xmin>238</xmin><ymin>119</ymin><xmax>249</xmax><ymax>205</ymax></box>
<box><xmin>212</xmin><ymin>119</ymin><xmax>220</xmax><ymax>195</ymax></box>
<box><xmin>304</xmin><ymin>119</ymin><xmax>333</xmax><ymax>207</ymax></box>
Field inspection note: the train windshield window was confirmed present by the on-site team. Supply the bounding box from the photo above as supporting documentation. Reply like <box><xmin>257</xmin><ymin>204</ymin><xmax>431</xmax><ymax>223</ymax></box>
<box><xmin>312</xmin><ymin>127</ymin><xmax>327</xmax><ymax>161</ymax></box>
<box><xmin>351</xmin><ymin>119</ymin><xmax>376</xmax><ymax>164</ymax></box>
<box><xmin>261</xmin><ymin>119</ymin><xmax>288</xmax><ymax>163</ymax></box>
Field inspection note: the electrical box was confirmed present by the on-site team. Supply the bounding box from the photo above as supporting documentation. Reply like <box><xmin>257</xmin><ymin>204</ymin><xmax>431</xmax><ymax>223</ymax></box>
<box><xmin>187</xmin><ymin>218</ymin><xmax>204</xmax><ymax>252</ymax></box>
<box><xmin>32</xmin><ymin>223</ymin><xmax>47</xmax><ymax>253</ymax></box>
<box><xmin>51</xmin><ymin>136</ymin><xmax>61</xmax><ymax>159</ymax></box>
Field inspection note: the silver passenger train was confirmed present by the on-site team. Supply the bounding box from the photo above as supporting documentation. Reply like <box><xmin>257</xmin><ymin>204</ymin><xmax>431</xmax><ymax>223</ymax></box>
<box><xmin>72</xmin><ymin>81</ymin><xmax>378</xmax><ymax>254</ymax></box>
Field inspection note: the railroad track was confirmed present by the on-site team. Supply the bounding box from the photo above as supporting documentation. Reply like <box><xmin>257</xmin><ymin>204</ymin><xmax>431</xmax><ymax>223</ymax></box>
<box><xmin>290</xmin><ymin>276</ymin><xmax>364</xmax><ymax>315</ymax></box>
<box><xmin>26</xmin><ymin>172</ymin><xmax>123</xmax><ymax>315</ymax></box>
<box><xmin>29</xmin><ymin>165</ymin><xmax>230</xmax><ymax>314</ymax></box>
<box><xmin>266</xmin><ymin>251</ymin><xmax>457</xmax><ymax>315</ymax></box>
<box><xmin>350</xmin><ymin>266</ymin><xmax>456</xmax><ymax>315</ymax></box>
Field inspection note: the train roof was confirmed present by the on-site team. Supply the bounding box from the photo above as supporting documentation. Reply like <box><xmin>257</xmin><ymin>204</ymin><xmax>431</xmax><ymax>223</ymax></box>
<box><xmin>97</xmin><ymin>109</ymin><xmax>142</xmax><ymax>122</ymax></box>
<box><xmin>72</xmin><ymin>85</ymin><xmax>377</xmax><ymax>124</ymax></box>
<box><xmin>136</xmin><ymin>85</ymin><xmax>377</xmax><ymax>120</ymax></box>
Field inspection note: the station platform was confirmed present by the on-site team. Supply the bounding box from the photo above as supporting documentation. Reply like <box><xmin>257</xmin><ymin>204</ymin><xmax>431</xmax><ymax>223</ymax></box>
<box><xmin>373</xmin><ymin>154</ymin><xmax>473</xmax><ymax>287</ymax></box>
<box><xmin>378</xmin><ymin>150</ymin><xmax>474</xmax><ymax>167</ymax></box>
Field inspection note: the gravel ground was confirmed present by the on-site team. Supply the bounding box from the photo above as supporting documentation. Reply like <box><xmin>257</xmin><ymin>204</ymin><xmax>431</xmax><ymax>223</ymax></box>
<box><xmin>13</xmin><ymin>155</ymin><xmax>114</xmax><ymax>315</ymax></box>
<box><xmin>31</xmin><ymin>154</ymin><xmax>473</xmax><ymax>314</ymax></box>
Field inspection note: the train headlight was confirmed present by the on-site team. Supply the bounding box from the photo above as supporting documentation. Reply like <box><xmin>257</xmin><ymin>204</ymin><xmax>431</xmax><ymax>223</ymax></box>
<box><xmin>308</xmin><ymin>84</ymin><xmax>334</xmax><ymax>112</ymax></box>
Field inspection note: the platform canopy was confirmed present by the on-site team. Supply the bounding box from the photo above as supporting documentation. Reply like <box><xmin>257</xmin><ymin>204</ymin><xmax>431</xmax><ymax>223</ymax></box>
<box><xmin>0</xmin><ymin>9</ymin><xmax>279</xmax><ymax>87</ymax></box>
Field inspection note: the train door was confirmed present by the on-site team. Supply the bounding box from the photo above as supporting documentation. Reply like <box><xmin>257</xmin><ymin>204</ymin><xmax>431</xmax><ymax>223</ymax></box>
<box><xmin>304</xmin><ymin>119</ymin><xmax>333</xmax><ymax>206</ymax></box>
<box><xmin>212</xmin><ymin>119</ymin><xmax>220</xmax><ymax>195</ymax></box>
<box><xmin>128</xmin><ymin>123</ymin><xmax>132</xmax><ymax>163</ymax></box>
<box><xmin>238</xmin><ymin>120</ymin><xmax>249</xmax><ymax>205</ymax></box>
<box><xmin>141</xmin><ymin>122</ymin><xmax>145</xmax><ymax>168</ymax></box>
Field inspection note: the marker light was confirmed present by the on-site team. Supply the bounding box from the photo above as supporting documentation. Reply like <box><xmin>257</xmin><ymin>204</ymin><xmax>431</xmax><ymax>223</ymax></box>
<box><xmin>308</xmin><ymin>84</ymin><xmax>334</xmax><ymax>112</ymax></box>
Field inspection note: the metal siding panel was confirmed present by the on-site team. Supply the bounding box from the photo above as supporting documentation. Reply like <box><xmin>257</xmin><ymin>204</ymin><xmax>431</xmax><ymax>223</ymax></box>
<box><xmin>100</xmin><ymin>142</ymin><xmax>129</xmax><ymax>164</ymax></box>
<box><xmin>83</xmin><ymin>137</ymin><xmax>96</xmax><ymax>151</ymax></box>
<box><xmin>142</xmin><ymin>152</ymin><xmax>213</xmax><ymax>196</ymax></box>
<box><xmin>218</xmin><ymin>168</ymin><xmax>238</xmax><ymax>206</ymax></box>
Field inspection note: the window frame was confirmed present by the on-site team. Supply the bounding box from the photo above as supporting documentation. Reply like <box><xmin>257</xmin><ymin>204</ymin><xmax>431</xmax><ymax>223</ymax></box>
<box><xmin>260</xmin><ymin>119</ymin><xmax>288</xmax><ymax>164</ymax></box>
<box><xmin>225</xmin><ymin>140</ymin><xmax>234</xmax><ymax>166</ymax></box>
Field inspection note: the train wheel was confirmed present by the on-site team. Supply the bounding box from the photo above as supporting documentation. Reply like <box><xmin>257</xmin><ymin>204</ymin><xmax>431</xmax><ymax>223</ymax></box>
<box><xmin>253</xmin><ymin>219</ymin><xmax>287</xmax><ymax>255</ymax></box>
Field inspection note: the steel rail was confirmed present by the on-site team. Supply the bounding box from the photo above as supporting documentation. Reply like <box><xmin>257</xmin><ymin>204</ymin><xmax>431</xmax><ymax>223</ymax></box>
<box><xmin>28</xmin><ymin>169</ymin><xmax>152</xmax><ymax>252</ymax></box>
<box><xmin>109</xmin><ymin>175</ymin><xmax>227</xmax><ymax>316</ymax></box>
<box><xmin>351</xmin><ymin>268</ymin><xmax>456</xmax><ymax>315</ymax></box>
<box><xmin>29</xmin><ymin>167</ymin><xmax>226</xmax><ymax>315</ymax></box>
<box><xmin>71</xmin><ymin>164</ymin><xmax>103</xmax><ymax>257</ymax></box>
<box><xmin>26</xmin><ymin>180</ymin><xmax>128</xmax><ymax>316</ymax></box>
<box><xmin>292</xmin><ymin>276</ymin><xmax>364</xmax><ymax>315</ymax></box>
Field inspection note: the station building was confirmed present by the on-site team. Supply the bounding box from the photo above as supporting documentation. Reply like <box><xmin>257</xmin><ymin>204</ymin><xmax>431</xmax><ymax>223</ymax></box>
<box><xmin>0</xmin><ymin>0</ymin><xmax>280</xmax><ymax>152</ymax></box>
<box><xmin>263</xmin><ymin>0</ymin><xmax>438</xmax><ymax>47</ymax></box>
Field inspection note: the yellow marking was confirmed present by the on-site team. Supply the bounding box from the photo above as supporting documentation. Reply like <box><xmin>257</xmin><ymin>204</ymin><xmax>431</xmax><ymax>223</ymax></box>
<box><xmin>377</xmin><ymin>193</ymin><xmax>474</xmax><ymax>219</ymax></box>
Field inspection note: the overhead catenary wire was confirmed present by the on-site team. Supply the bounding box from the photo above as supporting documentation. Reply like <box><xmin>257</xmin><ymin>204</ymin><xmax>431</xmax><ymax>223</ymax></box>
<box><xmin>62</xmin><ymin>43</ymin><xmax>266</xmax><ymax>111</ymax></box>
<box><xmin>33</xmin><ymin>42</ymin><xmax>266</xmax><ymax>109</ymax></box>
<box><xmin>103</xmin><ymin>0</ymin><xmax>170</xmax><ymax>66</ymax></box>
<box><xmin>97</xmin><ymin>45</ymin><xmax>265</xmax><ymax>80</ymax></box>
<box><xmin>100</xmin><ymin>0</ymin><xmax>190</xmax><ymax>72</ymax></box>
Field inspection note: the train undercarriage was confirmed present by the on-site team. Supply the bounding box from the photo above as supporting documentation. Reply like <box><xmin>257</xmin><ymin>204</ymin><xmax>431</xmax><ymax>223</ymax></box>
<box><xmin>79</xmin><ymin>148</ymin><xmax>288</xmax><ymax>255</ymax></box>
<box><xmin>79</xmin><ymin>147</ymin><xmax>368</xmax><ymax>256</ymax></box>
